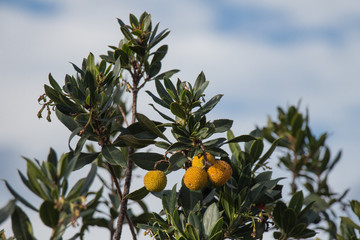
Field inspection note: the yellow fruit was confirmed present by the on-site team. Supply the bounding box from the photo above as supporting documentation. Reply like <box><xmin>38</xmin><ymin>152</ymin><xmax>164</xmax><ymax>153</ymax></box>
<box><xmin>143</xmin><ymin>170</ymin><xmax>167</xmax><ymax>192</ymax></box>
<box><xmin>184</xmin><ymin>167</ymin><xmax>208</xmax><ymax>191</ymax></box>
<box><xmin>207</xmin><ymin>160</ymin><xmax>232</xmax><ymax>186</ymax></box>
<box><xmin>192</xmin><ymin>152</ymin><xmax>216</xmax><ymax>168</ymax></box>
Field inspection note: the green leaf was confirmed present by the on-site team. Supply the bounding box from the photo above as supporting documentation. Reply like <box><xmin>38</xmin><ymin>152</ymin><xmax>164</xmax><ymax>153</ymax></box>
<box><xmin>213</xmin><ymin>119</ymin><xmax>233</xmax><ymax>133</ymax></box>
<box><xmin>102</xmin><ymin>145</ymin><xmax>127</xmax><ymax>168</ymax></box>
<box><xmin>4</xmin><ymin>180</ymin><xmax>38</xmax><ymax>212</ymax></box>
<box><xmin>289</xmin><ymin>191</ymin><xmax>304</xmax><ymax>215</ymax></box>
<box><xmin>290</xmin><ymin>223</ymin><xmax>306</xmax><ymax>237</ymax></box>
<box><xmin>80</xmin><ymin>163</ymin><xmax>97</xmax><ymax>195</ymax></box>
<box><xmin>151</xmin><ymin>45</ymin><xmax>168</xmax><ymax>64</ymax></box>
<box><xmin>168</xmin><ymin>152</ymin><xmax>188</xmax><ymax>171</ymax></box>
<box><xmin>136</xmin><ymin>113</ymin><xmax>169</xmax><ymax>142</ymax></box>
<box><xmin>185</xmin><ymin>224</ymin><xmax>200</xmax><ymax>240</ymax></box>
<box><xmin>168</xmin><ymin>184</ymin><xmax>177</xmax><ymax>215</ymax></box>
<box><xmin>149</xmin><ymin>29</ymin><xmax>170</xmax><ymax>49</ymax></box>
<box><xmin>146</xmin><ymin>90</ymin><xmax>170</xmax><ymax>109</ymax></box>
<box><xmin>350</xmin><ymin>200</ymin><xmax>360</xmax><ymax>220</ymax></box>
<box><xmin>142</xmin><ymin>13</ymin><xmax>151</xmax><ymax>31</ymax></box>
<box><xmin>227</xmin><ymin>130</ymin><xmax>241</xmax><ymax>154</ymax></box>
<box><xmin>194</xmin><ymin>94</ymin><xmax>223</xmax><ymax>117</ymax></box>
<box><xmin>55</xmin><ymin>108</ymin><xmax>79</xmax><ymax>133</ymax></box>
<box><xmin>11</xmin><ymin>206</ymin><xmax>35</xmax><ymax>240</ymax></box>
<box><xmin>48</xmin><ymin>73</ymin><xmax>62</xmax><ymax>93</ymax></box>
<box><xmin>39</xmin><ymin>201</ymin><xmax>59</xmax><ymax>228</ymax></box>
<box><xmin>304</xmin><ymin>193</ymin><xmax>328</xmax><ymax>212</ymax></box>
<box><xmin>203</xmin><ymin>138</ymin><xmax>226</xmax><ymax>148</ymax></box>
<box><xmin>179</xmin><ymin>184</ymin><xmax>202</xmax><ymax>212</ymax></box>
<box><xmin>203</xmin><ymin>203</ymin><xmax>220</xmax><ymax>238</ymax></box>
<box><xmin>254</xmin><ymin>138</ymin><xmax>281</xmax><ymax>171</ymax></box>
<box><xmin>193</xmin><ymin>71</ymin><xmax>206</xmax><ymax>94</ymax></box>
<box><xmin>226</xmin><ymin>134</ymin><xmax>257</xmax><ymax>143</ymax></box>
<box><xmin>66</xmin><ymin>178</ymin><xmax>85</xmax><ymax>200</ymax></box>
<box><xmin>154</xmin><ymin>69</ymin><xmax>180</xmax><ymax>81</ymax></box>
<box><xmin>209</xmin><ymin>218</ymin><xmax>223</xmax><ymax>240</ymax></box>
<box><xmin>47</xmin><ymin>148</ymin><xmax>57</xmax><ymax>167</ymax></box>
<box><xmin>114</xmin><ymin>49</ymin><xmax>129</xmax><ymax>67</ymax></box>
<box><xmin>149</xmin><ymin>104</ymin><xmax>175</xmax><ymax>122</ymax></box>
<box><xmin>273</xmin><ymin>201</ymin><xmax>287</xmax><ymax>229</ymax></box>
<box><xmin>74</xmin><ymin>152</ymin><xmax>99</xmax><ymax>171</ymax></box>
<box><xmin>170</xmin><ymin>102</ymin><xmax>186</xmax><ymax>119</ymax></box>
<box><xmin>125</xmin><ymin>187</ymin><xmax>149</xmax><ymax>200</ymax></box>
<box><xmin>131</xmin><ymin>152</ymin><xmax>168</xmax><ymax>171</ymax></box>
<box><xmin>115</xmin><ymin>134</ymin><xmax>156</xmax><ymax>148</ymax></box>
<box><xmin>0</xmin><ymin>199</ymin><xmax>16</xmax><ymax>224</ymax></box>
<box><xmin>167</xmin><ymin>142</ymin><xmax>191</xmax><ymax>152</ymax></box>
<box><xmin>188</xmin><ymin>212</ymin><xmax>202</xmax><ymax>235</ymax></box>
<box><xmin>249</xmin><ymin>139</ymin><xmax>264</xmax><ymax>160</ymax></box>
<box><xmin>129</xmin><ymin>13</ymin><xmax>139</xmax><ymax>28</ymax></box>
<box><xmin>282</xmin><ymin>209</ymin><xmax>297</xmax><ymax>234</ymax></box>
<box><xmin>291</xmin><ymin>113</ymin><xmax>303</xmax><ymax>135</ymax></box>
<box><xmin>149</xmin><ymin>62</ymin><xmax>162</xmax><ymax>78</ymax></box>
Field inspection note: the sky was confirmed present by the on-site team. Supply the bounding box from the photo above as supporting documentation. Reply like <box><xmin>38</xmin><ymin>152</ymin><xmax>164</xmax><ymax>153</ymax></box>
<box><xmin>1</xmin><ymin>0</ymin><xmax>360</xmax><ymax>239</ymax></box>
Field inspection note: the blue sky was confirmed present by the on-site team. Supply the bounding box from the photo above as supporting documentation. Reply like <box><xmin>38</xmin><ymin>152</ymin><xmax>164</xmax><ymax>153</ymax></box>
<box><xmin>1</xmin><ymin>0</ymin><xmax>360</xmax><ymax>238</ymax></box>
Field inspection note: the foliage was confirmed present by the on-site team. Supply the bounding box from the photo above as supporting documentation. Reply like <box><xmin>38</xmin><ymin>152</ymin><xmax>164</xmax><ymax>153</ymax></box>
<box><xmin>1</xmin><ymin>11</ymin><xmax>359</xmax><ymax>240</ymax></box>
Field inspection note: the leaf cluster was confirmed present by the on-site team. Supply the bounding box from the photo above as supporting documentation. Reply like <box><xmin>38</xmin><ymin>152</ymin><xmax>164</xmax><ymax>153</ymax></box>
<box><xmin>262</xmin><ymin>104</ymin><xmax>349</xmax><ymax>238</ymax></box>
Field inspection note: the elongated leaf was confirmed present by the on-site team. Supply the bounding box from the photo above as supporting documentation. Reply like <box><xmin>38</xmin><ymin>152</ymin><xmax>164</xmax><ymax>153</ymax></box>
<box><xmin>194</xmin><ymin>94</ymin><xmax>223</xmax><ymax>117</ymax></box>
<box><xmin>203</xmin><ymin>203</ymin><xmax>220</xmax><ymax>238</ymax></box>
<box><xmin>209</xmin><ymin>218</ymin><xmax>223</xmax><ymax>240</ymax></box>
<box><xmin>154</xmin><ymin>69</ymin><xmax>180</xmax><ymax>81</ymax></box>
<box><xmin>167</xmin><ymin>142</ymin><xmax>191</xmax><ymax>152</ymax></box>
<box><xmin>249</xmin><ymin>139</ymin><xmax>264</xmax><ymax>160</ymax></box>
<box><xmin>151</xmin><ymin>45</ymin><xmax>168</xmax><ymax>64</ymax></box>
<box><xmin>131</xmin><ymin>152</ymin><xmax>168</xmax><ymax>171</ymax></box>
<box><xmin>149</xmin><ymin>104</ymin><xmax>175</xmax><ymax>122</ymax></box>
<box><xmin>0</xmin><ymin>199</ymin><xmax>16</xmax><ymax>224</ymax></box>
<box><xmin>213</xmin><ymin>119</ymin><xmax>233</xmax><ymax>133</ymax></box>
<box><xmin>168</xmin><ymin>152</ymin><xmax>188</xmax><ymax>171</ymax></box>
<box><xmin>185</xmin><ymin>224</ymin><xmax>200</xmax><ymax>240</ymax></box>
<box><xmin>254</xmin><ymin>138</ymin><xmax>281</xmax><ymax>171</ymax></box>
<box><xmin>115</xmin><ymin>135</ymin><xmax>156</xmax><ymax>148</ymax></box>
<box><xmin>146</xmin><ymin>90</ymin><xmax>170</xmax><ymax>108</ymax></box>
<box><xmin>226</xmin><ymin>134</ymin><xmax>257</xmax><ymax>143</ymax></box>
<box><xmin>39</xmin><ymin>201</ymin><xmax>59</xmax><ymax>228</ymax></box>
<box><xmin>282</xmin><ymin>209</ymin><xmax>297</xmax><ymax>233</ymax></box>
<box><xmin>125</xmin><ymin>187</ymin><xmax>149</xmax><ymax>200</ymax></box>
<box><xmin>102</xmin><ymin>145</ymin><xmax>126</xmax><ymax>168</ymax></box>
<box><xmin>11</xmin><ymin>206</ymin><xmax>35</xmax><ymax>240</ymax></box>
<box><xmin>289</xmin><ymin>191</ymin><xmax>304</xmax><ymax>215</ymax></box>
<box><xmin>66</xmin><ymin>178</ymin><xmax>85</xmax><ymax>200</ymax></box>
<box><xmin>80</xmin><ymin>163</ymin><xmax>97</xmax><ymax>195</ymax></box>
<box><xmin>55</xmin><ymin>108</ymin><xmax>79</xmax><ymax>133</ymax></box>
<box><xmin>48</xmin><ymin>73</ymin><xmax>62</xmax><ymax>93</ymax></box>
<box><xmin>136</xmin><ymin>113</ymin><xmax>169</xmax><ymax>142</ymax></box>
<box><xmin>179</xmin><ymin>184</ymin><xmax>202</xmax><ymax>212</ymax></box>
<box><xmin>155</xmin><ymin>79</ymin><xmax>173</xmax><ymax>103</ymax></box>
<box><xmin>4</xmin><ymin>180</ymin><xmax>38</xmax><ymax>212</ymax></box>
<box><xmin>227</xmin><ymin>130</ymin><xmax>241</xmax><ymax>154</ymax></box>
<box><xmin>193</xmin><ymin>71</ymin><xmax>206</xmax><ymax>93</ymax></box>
<box><xmin>170</xmin><ymin>102</ymin><xmax>186</xmax><ymax>119</ymax></box>
<box><xmin>74</xmin><ymin>152</ymin><xmax>99</xmax><ymax>171</ymax></box>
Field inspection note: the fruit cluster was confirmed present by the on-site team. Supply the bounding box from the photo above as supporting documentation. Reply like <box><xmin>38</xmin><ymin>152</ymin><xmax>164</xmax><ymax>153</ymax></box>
<box><xmin>143</xmin><ymin>152</ymin><xmax>232</xmax><ymax>192</ymax></box>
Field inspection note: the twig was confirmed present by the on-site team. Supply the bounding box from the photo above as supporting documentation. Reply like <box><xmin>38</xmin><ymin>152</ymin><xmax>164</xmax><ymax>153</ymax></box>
<box><xmin>107</xmin><ymin>163</ymin><xmax>137</xmax><ymax>240</ymax></box>
<box><xmin>118</xmin><ymin>104</ymin><xmax>129</xmax><ymax>127</ymax></box>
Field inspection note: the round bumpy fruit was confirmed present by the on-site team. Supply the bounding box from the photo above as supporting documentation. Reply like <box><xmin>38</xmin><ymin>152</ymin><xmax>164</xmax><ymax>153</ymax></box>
<box><xmin>207</xmin><ymin>160</ymin><xmax>232</xmax><ymax>186</ymax></box>
<box><xmin>184</xmin><ymin>167</ymin><xmax>208</xmax><ymax>191</ymax></box>
<box><xmin>143</xmin><ymin>170</ymin><xmax>167</xmax><ymax>192</ymax></box>
<box><xmin>192</xmin><ymin>152</ymin><xmax>216</xmax><ymax>168</ymax></box>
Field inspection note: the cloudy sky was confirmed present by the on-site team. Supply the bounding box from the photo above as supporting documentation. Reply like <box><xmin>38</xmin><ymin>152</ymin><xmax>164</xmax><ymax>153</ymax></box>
<box><xmin>1</xmin><ymin>0</ymin><xmax>360</xmax><ymax>239</ymax></box>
